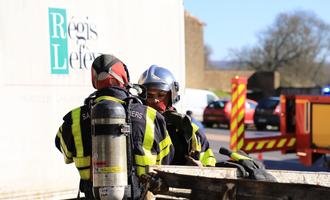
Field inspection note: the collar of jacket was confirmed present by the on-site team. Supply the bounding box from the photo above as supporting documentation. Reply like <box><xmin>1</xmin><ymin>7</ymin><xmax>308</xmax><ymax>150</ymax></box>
<box><xmin>95</xmin><ymin>87</ymin><xmax>129</xmax><ymax>100</ymax></box>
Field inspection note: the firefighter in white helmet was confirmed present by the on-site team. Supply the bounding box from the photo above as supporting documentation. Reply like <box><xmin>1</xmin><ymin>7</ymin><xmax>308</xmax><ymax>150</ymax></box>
<box><xmin>55</xmin><ymin>55</ymin><xmax>174</xmax><ymax>199</ymax></box>
<box><xmin>138</xmin><ymin>65</ymin><xmax>216</xmax><ymax>167</ymax></box>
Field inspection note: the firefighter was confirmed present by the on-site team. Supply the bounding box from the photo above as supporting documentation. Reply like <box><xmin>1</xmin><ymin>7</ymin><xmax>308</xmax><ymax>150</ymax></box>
<box><xmin>138</xmin><ymin>65</ymin><xmax>216</xmax><ymax>167</ymax></box>
<box><xmin>55</xmin><ymin>54</ymin><xmax>174</xmax><ymax>199</ymax></box>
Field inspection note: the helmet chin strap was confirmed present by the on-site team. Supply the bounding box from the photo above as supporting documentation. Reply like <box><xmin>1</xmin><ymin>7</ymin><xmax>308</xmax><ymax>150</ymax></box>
<box><xmin>108</xmin><ymin>69</ymin><xmax>125</xmax><ymax>85</ymax></box>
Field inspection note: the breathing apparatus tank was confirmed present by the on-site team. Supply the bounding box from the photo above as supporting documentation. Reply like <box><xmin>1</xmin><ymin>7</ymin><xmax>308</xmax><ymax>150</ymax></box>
<box><xmin>91</xmin><ymin>100</ymin><xmax>129</xmax><ymax>200</ymax></box>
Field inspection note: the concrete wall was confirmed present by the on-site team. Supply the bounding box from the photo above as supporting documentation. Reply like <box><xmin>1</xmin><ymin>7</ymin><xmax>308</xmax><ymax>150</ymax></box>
<box><xmin>204</xmin><ymin>69</ymin><xmax>255</xmax><ymax>92</ymax></box>
<box><xmin>184</xmin><ymin>11</ymin><xmax>255</xmax><ymax>92</ymax></box>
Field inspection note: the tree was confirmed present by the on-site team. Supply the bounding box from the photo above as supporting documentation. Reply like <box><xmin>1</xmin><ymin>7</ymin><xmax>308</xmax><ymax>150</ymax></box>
<box><xmin>204</xmin><ymin>44</ymin><xmax>217</xmax><ymax>69</ymax></box>
<box><xmin>231</xmin><ymin>10</ymin><xmax>330</xmax><ymax>86</ymax></box>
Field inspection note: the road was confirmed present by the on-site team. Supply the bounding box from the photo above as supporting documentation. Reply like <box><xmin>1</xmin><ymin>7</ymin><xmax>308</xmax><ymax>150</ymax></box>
<box><xmin>204</xmin><ymin>127</ymin><xmax>330</xmax><ymax>172</ymax></box>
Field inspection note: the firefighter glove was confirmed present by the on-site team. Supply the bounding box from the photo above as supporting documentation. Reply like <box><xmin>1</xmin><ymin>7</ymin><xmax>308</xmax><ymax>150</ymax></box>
<box><xmin>218</xmin><ymin>148</ymin><xmax>277</xmax><ymax>182</ymax></box>
<box><xmin>235</xmin><ymin>152</ymin><xmax>276</xmax><ymax>182</ymax></box>
<box><xmin>140</xmin><ymin>173</ymin><xmax>169</xmax><ymax>195</ymax></box>
<box><xmin>163</xmin><ymin>110</ymin><xmax>193</xmax><ymax>142</ymax></box>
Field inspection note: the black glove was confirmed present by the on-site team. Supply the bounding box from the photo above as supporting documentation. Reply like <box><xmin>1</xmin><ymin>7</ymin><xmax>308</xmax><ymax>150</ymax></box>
<box><xmin>218</xmin><ymin>148</ymin><xmax>277</xmax><ymax>182</ymax></box>
<box><xmin>216</xmin><ymin>160</ymin><xmax>249</xmax><ymax>178</ymax></box>
<box><xmin>163</xmin><ymin>110</ymin><xmax>193</xmax><ymax>142</ymax></box>
<box><xmin>238</xmin><ymin>159</ymin><xmax>276</xmax><ymax>181</ymax></box>
<box><xmin>140</xmin><ymin>173</ymin><xmax>169</xmax><ymax>195</ymax></box>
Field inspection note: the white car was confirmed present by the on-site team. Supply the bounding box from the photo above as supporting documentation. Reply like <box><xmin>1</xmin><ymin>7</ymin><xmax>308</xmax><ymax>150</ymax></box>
<box><xmin>184</xmin><ymin>88</ymin><xmax>219</xmax><ymax>121</ymax></box>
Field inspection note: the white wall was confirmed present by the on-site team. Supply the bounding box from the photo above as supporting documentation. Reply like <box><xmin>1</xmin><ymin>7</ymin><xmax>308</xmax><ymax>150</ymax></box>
<box><xmin>0</xmin><ymin>0</ymin><xmax>184</xmax><ymax>197</ymax></box>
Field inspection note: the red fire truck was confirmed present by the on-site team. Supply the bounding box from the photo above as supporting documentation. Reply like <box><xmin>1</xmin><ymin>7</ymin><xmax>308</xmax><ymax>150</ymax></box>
<box><xmin>238</xmin><ymin>95</ymin><xmax>330</xmax><ymax>167</ymax></box>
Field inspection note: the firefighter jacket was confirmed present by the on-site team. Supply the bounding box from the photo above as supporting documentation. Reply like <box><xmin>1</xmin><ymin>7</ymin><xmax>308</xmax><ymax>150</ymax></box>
<box><xmin>163</xmin><ymin>110</ymin><xmax>216</xmax><ymax>167</ymax></box>
<box><xmin>55</xmin><ymin>87</ymin><xmax>174</xmax><ymax>180</ymax></box>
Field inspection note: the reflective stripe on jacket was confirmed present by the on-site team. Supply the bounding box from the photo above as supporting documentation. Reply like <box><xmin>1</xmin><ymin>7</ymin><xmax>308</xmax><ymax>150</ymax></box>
<box><xmin>55</xmin><ymin>94</ymin><xmax>174</xmax><ymax>180</ymax></box>
<box><xmin>192</xmin><ymin>122</ymin><xmax>216</xmax><ymax>167</ymax></box>
<box><xmin>135</xmin><ymin>107</ymin><xmax>173</xmax><ymax>176</ymax></box>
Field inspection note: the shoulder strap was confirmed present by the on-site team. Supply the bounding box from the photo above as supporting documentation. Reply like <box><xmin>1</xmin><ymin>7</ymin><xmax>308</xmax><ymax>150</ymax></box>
<box><xmin>95</xmin><ymin>96</ymin><xmax>125</xmax><ymax>104</ymax></box>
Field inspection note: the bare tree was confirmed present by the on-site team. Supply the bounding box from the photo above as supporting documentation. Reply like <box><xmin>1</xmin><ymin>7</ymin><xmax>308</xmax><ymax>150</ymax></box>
<box><xmin>204</xmin><ymin>44</ymin><xmax>217</xmax><ymax>69</ymax></box>
<box><xmin>231</xmin><ymin>10</ymin><xmax>330</xmax><ymax>86</ymax></box>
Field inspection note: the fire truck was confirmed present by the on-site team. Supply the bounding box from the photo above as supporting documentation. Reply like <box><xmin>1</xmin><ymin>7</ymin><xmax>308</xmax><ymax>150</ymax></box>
<box><xmin>238</xmin><ymin>95</ymin><xmax>330</xmax><ymax>167</ymax></box>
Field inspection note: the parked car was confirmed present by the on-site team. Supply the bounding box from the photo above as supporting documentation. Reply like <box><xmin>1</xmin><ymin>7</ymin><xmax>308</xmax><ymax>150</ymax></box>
<box><xmin>253</xmin><ymin>97</ymin><xmax>281</xmax><ymax>130</ymax></box>
<box><xmin>185</xmin><ymin>88</ymin><xmax>219</xmax><ymax>121</ymax></box>
<box><xmin>203</xmin><ymin>99</ymin><xmax>257</xmax><ymax>128</ymax></box>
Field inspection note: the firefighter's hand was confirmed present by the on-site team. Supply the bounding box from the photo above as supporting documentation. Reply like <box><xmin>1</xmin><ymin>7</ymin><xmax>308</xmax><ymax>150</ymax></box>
<box><xmin>163</xmin><ymin>110</ymin><xmax>193</xmax><ymax>141</ymax></box>
<box><xmin>140</xmin><ymin>173</ymin><xmax>169</xmax><ymax>194</ymax></box>
<box><xmin>185</xmin><ymin>155</ymin><xmax>203</xmax><ymax>167</ymax></box>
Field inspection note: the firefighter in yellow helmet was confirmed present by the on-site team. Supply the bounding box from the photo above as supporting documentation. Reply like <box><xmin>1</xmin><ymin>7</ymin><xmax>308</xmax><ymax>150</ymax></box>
<box><xmin>138</xmin><ymin>65</ymin><xmax>216</xmax><ymax>167</ymax></box>
<box><xmin>55</xmin><ymin>55</ymin><xmax>174</xmax><ymax>199</ymax></box>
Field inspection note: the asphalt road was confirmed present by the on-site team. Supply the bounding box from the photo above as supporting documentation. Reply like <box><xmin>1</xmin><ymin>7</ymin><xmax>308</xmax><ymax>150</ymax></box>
<box><xmin>204</xmin><ymin>127</ymin><xmax>330</xmax><ymax>172</ymax></box>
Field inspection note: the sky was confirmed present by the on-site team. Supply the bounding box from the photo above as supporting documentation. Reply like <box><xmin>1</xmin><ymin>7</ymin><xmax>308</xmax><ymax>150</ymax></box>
<box><xmin>184</xmin><ymin>0</ymin><xmax>330</xmax><ymax>61</ymax></box>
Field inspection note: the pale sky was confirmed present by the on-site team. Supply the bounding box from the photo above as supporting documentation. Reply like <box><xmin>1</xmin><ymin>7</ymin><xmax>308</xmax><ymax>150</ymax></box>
<box><xmin>184</xmin><ymin>0</ymin><xmax>330</xmax><ymax>61</ymax></box>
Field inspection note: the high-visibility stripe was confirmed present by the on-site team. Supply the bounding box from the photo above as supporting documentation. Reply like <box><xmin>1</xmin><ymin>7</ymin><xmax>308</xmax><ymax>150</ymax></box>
<box><xmin>277</xmin><ymin>138</ymin><xmax>287</xmax><ymax>148</ymax></box>
<box><xmin>231</xmin><ymin>152</ymin><xmax>251</xmax><ymax>161</ymax></box>
<box><xmin>157</xmin><ymin>142</ymin><xmax>171</xmax><ymax>164</ymax></box>
<box><xmin>266</xmin><ymin>140</ymin><xmax>276</xmax><ymax>149</ymax></box>
<box><xmin>238</xmin><ymin>84</ymin><xmax>245</xmax><ymax>94</ymax></box>
<box><xmin>135</xmin><ymin>107</ymin><xmax>157</xmax><ymax>176</ymax></box>
<box><xmin>256</xmin><ymin>140</ymin><xmax>267</xmax><ymax>150</ymax></box>
<box><xmin>191</xmin><ymin>123</ymin><xmax>202</xmax><ymax>152</ymax></box>
<box><xmin>191</xmin><ymin>133</ymin><xmax>202</xmax><ymax>152</ymax></box>
<box><xmin>199</xmin><ymin>148</ymin><xmax>216</xmax><ymax>166</ymax></box>
<box><xmin>230</xmin><ymin>120</ymin><xmax>237</xmax><ymax>131</ymax></box>
<box><xmin>237</xmin><ymin>138</ymin><xmax>244</xmax><ymax>150</ymax></box>
<box><xmin>237</xmin><ymin>124</ymin><xmax>244</xmax><ymax>137</ymax></box>
<box><xmin>136</xmin><ymin>166</ymin><xmax>146</xmax><ymax>176</ymax></box>
<box><xmin>244</xmin><ymin>137</ymin><xmax>296</xmax><ymax>152</ymax></box>
<box><xmin>232</xmin><ymin>85</ymin><xmax>238</xmax><ymax>102</ymax></box>
<box><xmin>237</xmin><ymin>109</ymin><xmax>245</xmax><ymax>123</ymax></box>
<box><xmin>246</xmin><ymin>141</ymin><xmax>255</xmax><ymax>151</ymax></box>
<box><xmin>237</xmin><ymin>95</ymin><xmax>245</xmax><ymax>109</ymax></box>
<box><xmin>157</xmin><ymin>134</ymin><xmax>172</xmax><ymax>164</ymax></box>
<box><xmin>191</xmin><ymin>123</ymin><xmax>199</xmax><ymax>133</ymax></box>
<box><xmin>73</xmin><ymin>156</ymin><xmax>91</xmax><ymax>168</ymax></box>
<box><xmin>144</xmin><ymin>107</ymin><xmax>156</xmax><ymax>151</ymax></box>
<box><xmin>230</xmin><ymin>133</ymin><xmax>237</xmax><ymax>146</ymax></box>
<box><xmin>135</xmin><ymin>154</ymin><xmax>157</xmax><ymax>166</ymax></box>
<box><xmin>159</xmin><ymin>135</ymin><xmax>172</xmax><ymax>150</ymax></box>
<box><xmin>79</xmin><ymin>168</ymin><xmax>90</xmax><ymax>180</ymax></box>
<box><xmin>95</xmin><ymin>96</ymin><xmax>124</xmax><ymax>104</ymax></box>
<box><xmin>56</xmin><ymin>127</ymin><xmax>73</xmax><ymax>163</ymax></box>
<box><xmin>231</xmin><ymin>105</ymin><xmax>238</xmax><ymax>118</ymax></box>
<box><xmin>74</xmin><ymin>156</ymin><xmax>91</xmax><ymax>180</ymax></box>
<box><xmin>230</xmin><ymin>78</ymin><xmax>247</xmax><ymax>152</ymax></box>
<box><xmin>135</xmin><ymin>154</ymin><xmax>157</xmax><ymax>176</ymax></box>
<box><xmin>288</xmin><ymin>138</ymin><xmax>296</xmax><ymax>147</ymax></box>
<box><xmin>71</xmin><ymin>108</ymin><xmax>84</xmax><ymax>157</ymax></box>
